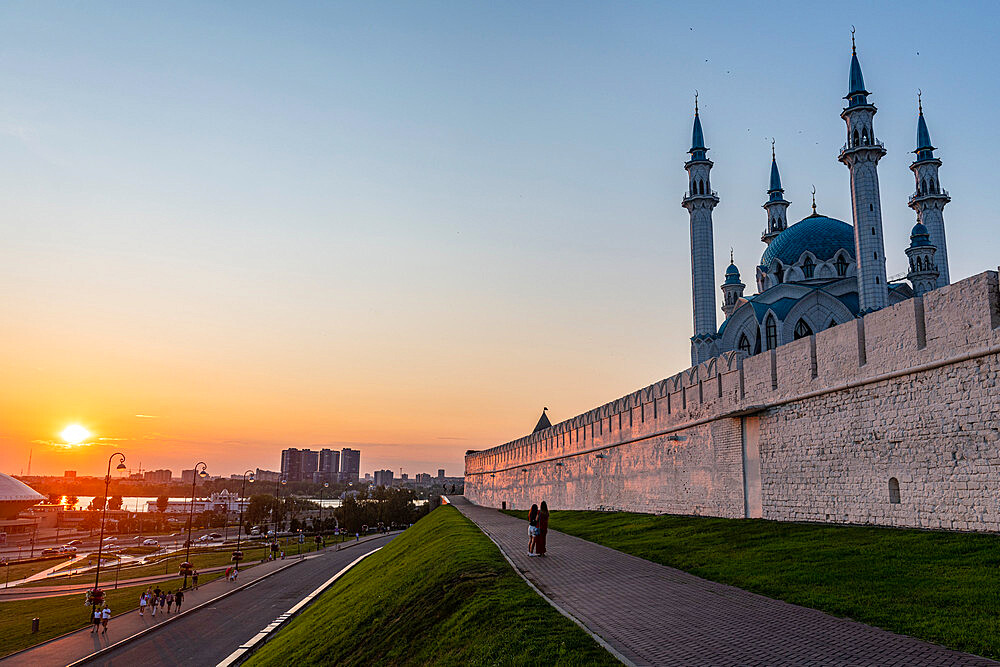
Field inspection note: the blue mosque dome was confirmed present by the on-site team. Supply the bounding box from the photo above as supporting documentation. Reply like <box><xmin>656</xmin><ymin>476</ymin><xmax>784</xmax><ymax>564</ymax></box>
<box><xmin>724</xmin><ymin>261</ymin><xmax>742</xmax><ymax>285</ymax></box>
<box><xmin>909</xmin><ymin>221</ymin><xmax>932</xmax><ymax>247</ymax></box>
<box><xmin>760</xmin><ymin>214</ymin><xmax>855</xmax><ymax>267</ymax></box>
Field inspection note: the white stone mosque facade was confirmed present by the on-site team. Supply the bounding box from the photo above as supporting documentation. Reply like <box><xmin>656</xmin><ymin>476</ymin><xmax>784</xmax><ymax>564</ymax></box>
<box><xmin>464</xmin><ymin>41</ymin><xmax>1000</xmax><ymax>532</ymax></box>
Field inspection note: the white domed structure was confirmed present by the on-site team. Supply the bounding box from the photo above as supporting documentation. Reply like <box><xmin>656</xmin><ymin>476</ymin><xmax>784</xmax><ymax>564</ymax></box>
<box><xmin>0</xmin><ymin>472</ymin><xmax>45</xmax><ymax>520</ymax></box>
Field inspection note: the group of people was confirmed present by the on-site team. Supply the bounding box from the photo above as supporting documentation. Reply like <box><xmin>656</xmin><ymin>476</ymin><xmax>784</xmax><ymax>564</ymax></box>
<box><xmin>89</xmin><ymin>605</ymin><xmax>111</xmax><ymax>634</ymax></box>
<box><xmin>138</xmin><ymin>586</ymin><xmax>184</xmax><ymax>617</ymax></box>
<box><xmin>225</xmin><ymin>566</ymin><xmax>240</xmax><ymax>582</ymax></box>
<box><xmin>527</xmin><ymin>501</ymin><xmax>549</xmax><ymax>557</ymax></box>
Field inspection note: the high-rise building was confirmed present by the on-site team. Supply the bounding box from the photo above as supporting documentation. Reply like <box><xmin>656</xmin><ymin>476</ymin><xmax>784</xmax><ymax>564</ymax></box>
<box><xmin>280</xmin><ymin>448</ymin><xmax>303</xmax><ymax>482</ymax></box>
<box><xmin>181</xmin><ymin>469</ymin><xmax>196</xmax><ymax>484</ymax></box>
<box><xmin>144</xmin><ymin>469</ymin><xmax>172</xmax><ymax>484</ymax></box>
<box><xmin>437</xmin><ymin>469</ymin><xmax>445</xmax><ymax>479</ymax></box>
<box><xmin>317</xmin><ymin>448</ymin><xmax>340</xmax><ymax>483</ymax></box>
<box><xmin>301</xmin><ymin>450</ymin><xmax>319</xmax><ymax>481</ymax></box>
<box><xmin>373</xmin><ymin>469</ymin><xmax>393</xmax><ymax>487</ymax></box>
<box><xmin>339</xmin><ymin>448</ymin><xmax>360</xmax><ymax>482</ymax></box>
<box><xmin>415</xmin><ymin>473</ymin><xmax>432</xmax><ymax>485</ymax></box>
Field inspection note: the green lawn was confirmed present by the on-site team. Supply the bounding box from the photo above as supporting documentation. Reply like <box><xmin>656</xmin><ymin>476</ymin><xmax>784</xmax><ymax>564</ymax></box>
<box><xmin>247</xmin><ymin>506</ymin><xmax>617</xmax><ymax>666</ymax></box>
<box><xmin>0</xmin><ymin>572</ymin><xmax>223</xmax><ymax>658</ymax></box>
<box><xmin>1</xmin><ymin>557</ymin><xmax>72</xmax><ymax>584</ymax></box>
<box><xmin>21</xmin><ymin>540</ymin><xmax>322</xmax><ymax>588</ymax></box>
<box><xmin>505</xmin><ymin>509</ymin><xmax>1000</xmax><ymax>659</ymax></box>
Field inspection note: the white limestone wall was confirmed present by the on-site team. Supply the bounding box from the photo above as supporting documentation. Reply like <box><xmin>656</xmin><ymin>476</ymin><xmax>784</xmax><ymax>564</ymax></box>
<box><xmin>466</xmin><ymin>270</ymin><xmax>1000</xmax><ymax>531</ymax></box>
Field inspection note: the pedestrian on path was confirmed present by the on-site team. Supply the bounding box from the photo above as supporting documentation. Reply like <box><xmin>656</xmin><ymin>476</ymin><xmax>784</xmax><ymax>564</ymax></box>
<box><xmin>101</xmin><ymin>605</ymin><xmax>111</xmax><ymax>634</ymax></box>
<box><xmin>166</xmin><ymin>591</ymin><xmax>174</xmax><ymax>613</ymax></box>
<box><xmin>225</xmin><ymin>566</ymin><xmax>233</xmax><ymax>582</ymax></box>
<box><xmin>536</xmin><ymin>501</ymin><xmax>550</xmax><ymax>557</ymax></box>
<box><xmin>527</xmin><ymin>504</ymin><xmax>540</xmax><ymax>556</ymax></box>
<box><xmin>192</xmin><ymin>570</ymin><xmax>200</xmax><ymax>589</ymax></box>
<box><xmin>174</xmin><ymin>589</ymin><xmax>184</xmax><ymax>612</ymax></box>
<box><xmin>138</xmin><ymin>593</ymin><xmax>147</xmax><ymax>616</ymax></box>
<box><xmin>90</xmin><ymin>607</ymin><xmax>102</xmax><ymax>632</ymax></box>
<box><xmin>158</xmin><ymin>591</ymin><xmax>166</xmax><ymax>614</ymax></box>
<box><xmin>150</xmin><ymin>594</ymin><xmax>157</xmax><ymax>617</ymax></box>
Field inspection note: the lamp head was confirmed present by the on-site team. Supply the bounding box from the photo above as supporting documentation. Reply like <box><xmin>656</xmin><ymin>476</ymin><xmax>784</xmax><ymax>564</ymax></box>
<box><xmin>281</xmin><ymin>479</ymin><xmax>287</xmax><ymax>485</ymax></box>
<box><xmin>198</xmin><ymin>469</ymin><xmax>209</xmax><ymax>479</ymax></box>
<box><xmin>323</xmin><ymin>482</ymin><xmax>329</xmax><ymax>488</ymax></box>
<box><xmin>248</xmin><ymin>475</ymin><xmax>255</xmax><ymax>483</ymax></box>
<box><xmin>116</xmin><ymin>462</ymin><xmax>127</xmax><ymax>471</ymax></box>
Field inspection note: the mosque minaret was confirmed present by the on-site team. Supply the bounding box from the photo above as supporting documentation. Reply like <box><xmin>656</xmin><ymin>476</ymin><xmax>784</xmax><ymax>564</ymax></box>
<box><xmin>682</xmin><ymin>94</ymin><xmax>721</xmax><ymax>365</ymax></box>
<box><xmin>685</xmin><ymin>34</ymin><xmax>950</xmax><ymax>359</ymax></box>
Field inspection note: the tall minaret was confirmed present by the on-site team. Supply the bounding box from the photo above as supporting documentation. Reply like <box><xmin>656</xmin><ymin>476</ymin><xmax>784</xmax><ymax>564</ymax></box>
<box><xmin>838</xmin><ymin>32</ymin><xmax>889</xmax><ymax>313</ymax></box>
<box><xmin>905</xmin><ymin>222</ymin><xmax>939</xmax><ymax>297</ymax></box>
<box><xmin>682</xmin><ymin>94</ymin><xmax>720</xmax><ymax>365</ymax></box>
<box><xmin>908</xmin><ymin>94</ymin><xmax>951</xmax><ymax>288</ymax></box>
<box><xmin>761</xmin><ymin>141</ymin><xmax>790</xmax><ymax>245</ymax></box>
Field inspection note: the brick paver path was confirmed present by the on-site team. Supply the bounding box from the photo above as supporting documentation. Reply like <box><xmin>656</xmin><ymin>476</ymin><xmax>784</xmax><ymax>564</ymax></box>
<box><xmin>451</xmin><ymin>498</ymin><xmax>996</xmax><ymax>666</ymax></box>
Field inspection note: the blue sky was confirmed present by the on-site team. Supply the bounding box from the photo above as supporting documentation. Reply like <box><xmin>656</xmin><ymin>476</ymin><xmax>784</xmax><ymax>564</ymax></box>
<box><xmin>1</xmin><ymin>2</ymin><xmax>998</xmax><ymax>476</ymax></box>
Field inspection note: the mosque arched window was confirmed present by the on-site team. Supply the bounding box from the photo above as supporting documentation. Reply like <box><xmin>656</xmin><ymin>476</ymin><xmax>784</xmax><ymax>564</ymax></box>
<box><xmin>853</xmin><ymin>129</ymin><xmax>859</xmax><ymax>147</ymax></box>
<box><xmin>774</xmin><ymin>263</ymin><xmax>784</xmax><ymax>284</ymax></box>
<box><xmin>802</xmin><ymin>256</ymin><xmax>815</xmax><ymax>279</ymax></box>
<box><xmin>765</xmin><ymin>315</ymin><xmax>778</xmax><ymax>350</ymax></box>
<box><xmin>835</xmin><ymin>254</ymin><xmax>849</xmax><ymax>277</ymax></box>
<box><xmin>737</xmin><ymin>333</ymin><xmax>751</xmax><ymax>356</ymax></box>
<box><xmin>916</xmin><ymin>256</ymin><xmax>923</xmax><ymax>271</ymax></box>
<box><xmin>793</xmin><ymin>319</ymin><xmax>813</xmax><ymax>340</ymax></box>
<box><xmin>930</xmin><ymin>177</ymin><xmax>937</xmax><ymax>193</ymax></box>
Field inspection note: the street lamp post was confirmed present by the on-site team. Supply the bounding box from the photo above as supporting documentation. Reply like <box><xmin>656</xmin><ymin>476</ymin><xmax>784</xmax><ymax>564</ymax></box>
<box><xmin>182</xmin><ymin>462</ymin><xmax>208</xmax><ymax>589</ymax></box>
<box><xmin>91</xmin><ymin>452</ymin><xmax>126</xmax><ymax>621</ymax></box>
<box><xmin>233</xmin><ymin>470</ymin><xmax>254</xmax><ymax>572</ymax></box>
<box><xmin>320</xmin><ymin>482</ymin><xmax>329</xmax><ymax>542</ymax></box>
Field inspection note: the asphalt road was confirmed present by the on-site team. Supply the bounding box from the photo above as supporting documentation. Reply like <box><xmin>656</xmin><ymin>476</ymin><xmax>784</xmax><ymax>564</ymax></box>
<box><xmin>86</xmin><ymin>534</ymin><xmax>395</xmax><ymax>667</ymax></box>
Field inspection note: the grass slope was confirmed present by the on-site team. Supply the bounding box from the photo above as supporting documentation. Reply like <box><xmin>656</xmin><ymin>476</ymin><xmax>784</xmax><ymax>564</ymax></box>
<box><xmin>248</xmin><ymin>506</ymin><xmax>617</xmax><ymax>666</ymax></box>
<box><xmin>505</xmin><ymin>509</ymin><xmax>1000</xmax><ymax>659</ymax></box>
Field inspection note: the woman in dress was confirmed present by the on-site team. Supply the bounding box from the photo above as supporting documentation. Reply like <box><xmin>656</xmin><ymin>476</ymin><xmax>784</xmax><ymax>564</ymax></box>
<box><xmin>527</xmin><ymin>504</ymin><xmax>539</xmax><ymax>555</ymax></box>
<box><xmin>536</xmin><ymin>501</ymin><xmax>550</xmax><ymax>557</ymax></box>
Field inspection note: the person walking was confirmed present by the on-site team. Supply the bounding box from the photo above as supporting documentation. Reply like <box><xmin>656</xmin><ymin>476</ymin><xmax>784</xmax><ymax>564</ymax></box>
<box><xmin>158</xmin><ymin>591</ymin><xmax>166</xmax><ymax>614</ymax></box>
<box><xmin>90</xmin><ymin>606</ymin><xmax>102</xmax><ymax>632</ymax></box>
<box><xmin>166</xmin><ymin>591</ymin><xmax>174</xmax><ymax>613</ymax></box>
<box><xmin>138</xmin><ymin>592</ymin><xmax>147</xmax><ymax>617</ymax></box>
<box><xmin>174</xmin><ymin>589</ymin><xmax>184</xmax><ymax>613</ymax></box>
<box><xmin>536</xmin><ymin>501</ymin><xmax>550</xmax><ymax>557</ymax></box>
<box><xmin>527</xmin><ymin>504</ymin><xmax>539</xmax><ymax>556</ymax></box>
<box><xmin>192</xmin><ymin>570</ymin><xmax>200</xmax><ymax>590</ymax></box>
<box><xmin>150</xmin><ymin>593</ymin><xmax>157</xmax><ymax>617</ymax></box>
<box><xmin>225</xmin><ymin>566</ymin><xmax>232</xmax><ymax>582</ymax></box>
<box><xmin>100</xmin><ymin>605</ymin><xmax>111</xmax><ymax>634</ymax></box>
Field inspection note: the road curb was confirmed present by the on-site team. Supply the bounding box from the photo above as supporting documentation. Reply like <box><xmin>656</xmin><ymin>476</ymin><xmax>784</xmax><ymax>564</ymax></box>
<box><xmin>216</xmin><ymin>544</ymin><xmax>386</xmax><ymax>666</ymax></box>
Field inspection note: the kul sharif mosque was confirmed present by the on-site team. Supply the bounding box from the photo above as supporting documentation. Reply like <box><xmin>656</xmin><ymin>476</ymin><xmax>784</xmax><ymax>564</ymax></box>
<box><xmin>685</xmin><ymin>35</ymin><xmax>950</xmax><ymax>365</ymax></box>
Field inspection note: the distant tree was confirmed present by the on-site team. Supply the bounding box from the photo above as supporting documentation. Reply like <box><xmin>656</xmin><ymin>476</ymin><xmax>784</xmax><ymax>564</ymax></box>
<box><xmin>108</xmin><ymin>496</ymin><xmax>123</xmax><ymax>511</ymax></box>
<box><xmin>47</xmin><ymin>492</ymin><xmax>61</xmax><ymax>504</ymax></box>
<box><xmin>87</xmin><ymin>497</ymin><xmax>106</xmax><ymax>512</ymax></box>
<box><xmin>66</xmin><ymin>495</ymin><xmax>79</xmax><ymax>509</ymax></box>
<box><xmin>156</xmin><ymin>496</ymin><xmax>169</xmax><ymax>513</ymax></box>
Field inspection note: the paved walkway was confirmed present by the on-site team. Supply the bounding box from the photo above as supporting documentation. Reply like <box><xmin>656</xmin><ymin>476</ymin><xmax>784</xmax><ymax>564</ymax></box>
<box><xmin>451</xmin><ymin>498</ymin><xmax>996</xmax><ymax>667</ymax></box>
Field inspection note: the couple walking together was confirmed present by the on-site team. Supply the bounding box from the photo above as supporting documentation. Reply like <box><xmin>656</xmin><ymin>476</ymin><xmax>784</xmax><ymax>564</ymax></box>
<box><xmin>527</xmin><ymin>501</ymin><xmax>549</xmax><ymax>557</ymax></box>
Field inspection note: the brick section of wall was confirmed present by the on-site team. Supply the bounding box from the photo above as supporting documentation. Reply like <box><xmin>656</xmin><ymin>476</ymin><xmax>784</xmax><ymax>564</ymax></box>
<box><xmin>465</xmin><ymin>270</ymin><xmax>1000</xmax><ymax>530</ymax></box>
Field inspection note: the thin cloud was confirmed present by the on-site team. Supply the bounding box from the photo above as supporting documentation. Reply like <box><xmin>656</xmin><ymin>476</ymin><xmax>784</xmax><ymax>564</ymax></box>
<box><xmin>134</xmin><ymin>414</ymin><xmax>161</xmax><ymax>419</ymax></box>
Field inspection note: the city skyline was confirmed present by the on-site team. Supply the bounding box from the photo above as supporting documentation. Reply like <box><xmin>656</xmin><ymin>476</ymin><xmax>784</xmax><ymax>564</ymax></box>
<box><xmin>3</xmin><ymin>2</ymin><xmax>1000</xmax><ymax>477</ymax></box>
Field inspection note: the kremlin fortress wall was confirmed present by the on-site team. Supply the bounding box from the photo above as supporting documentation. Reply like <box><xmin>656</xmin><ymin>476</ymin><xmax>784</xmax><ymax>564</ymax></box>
<box><xmin>464</xmin><ymin>270</ymin><xmax>1000</xmax><ymax>532</ymax></box>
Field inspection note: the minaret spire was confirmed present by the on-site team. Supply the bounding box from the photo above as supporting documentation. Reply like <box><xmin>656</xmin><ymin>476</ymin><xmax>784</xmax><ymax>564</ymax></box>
<box><xmin>908</xmin><ymin>92</ymin><xmax>951</xmax><ymax>287</ymax></box>
<box><xmin>682</xmin><ymin>93</ymin><xmax>720</xmax><ymax>365</ymax></box>
<box><xmin>761</xmin><ymin>140</ymin><xmax>790</xmax><ymax>245</ymax></box>
<box><xmin>838</xmin><ymin>32</ymin><xmax>889</xmax><ymax>313</ymax></box>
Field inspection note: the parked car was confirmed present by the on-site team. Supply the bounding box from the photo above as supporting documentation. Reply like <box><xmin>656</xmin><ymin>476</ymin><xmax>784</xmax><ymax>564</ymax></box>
<box><xmin>65</xmin><ymin>539</ymin><xmax>83</xmax><ymax>546</ymax></box>
<box><xmin>59</xmin><ymin>545</ymin><xmax>78</xmax><ymax>553</ymax></box>
<box><xmin>207</xmin><ymin>532</ymin><xmax>222</xmax><ymax>540</ymax></box>
<box><xmin>249</xmin><ymin>528</ymin><xmax>261</xmax><ymax>536</ymax></box>
<box><xmin>197</xmin><ymin>534</ymin><xmax>212</xmax><ymax>542</ymax></box>
<box><xmin>41</xmin><ymin>548</ymin><xmax>59</xmax><ymax>555</ymax></box>
<box><xmin>141</xmin><ymin>539</ymin><xmax>159</xmax><ymax>547</ymax></box>
<box><xmin>102</xmin><ymin>536</ymin><xmax>117</xmax><ymax>542</ymax></box>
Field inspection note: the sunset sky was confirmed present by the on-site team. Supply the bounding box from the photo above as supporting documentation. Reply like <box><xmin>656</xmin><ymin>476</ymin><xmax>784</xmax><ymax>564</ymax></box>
<box><xmin>2</xmin><ymin>2</ymin><xmax>999</xmax><ymax>478</ymax></box>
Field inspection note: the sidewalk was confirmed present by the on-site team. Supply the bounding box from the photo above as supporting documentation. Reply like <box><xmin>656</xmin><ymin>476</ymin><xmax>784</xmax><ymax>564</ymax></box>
<box><xmin>451</xmin><ymin>498</ymin><xmax>996</xmax><ymax>667</ymax></box>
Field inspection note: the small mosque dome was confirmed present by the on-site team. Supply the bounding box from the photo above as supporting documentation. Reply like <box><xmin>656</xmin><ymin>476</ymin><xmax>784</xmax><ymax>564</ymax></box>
<box><xmin>760</xmin><ymin>214</ymin><xmax>855</xmax><ymax>268</ymax></box>
<box><xmin>724</xmin><ymin>262</ymin><xmax>742</xmax><ymax>285</ymax></box>
<box><xmin>909</xmin><ymin>222</ymin><xmax>933</xmax><ymax>247</ymax></box>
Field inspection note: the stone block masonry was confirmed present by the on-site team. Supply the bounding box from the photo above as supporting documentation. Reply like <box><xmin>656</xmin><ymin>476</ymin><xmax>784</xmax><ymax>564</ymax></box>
<box><xmin>465</xmin><ymin>269</ymin><xmax>1000</xmax><ymax>531</ymax></box>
